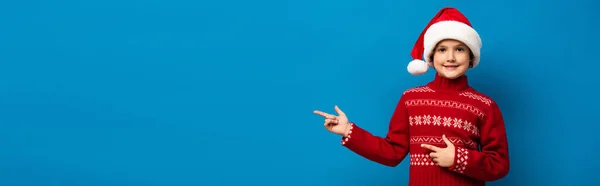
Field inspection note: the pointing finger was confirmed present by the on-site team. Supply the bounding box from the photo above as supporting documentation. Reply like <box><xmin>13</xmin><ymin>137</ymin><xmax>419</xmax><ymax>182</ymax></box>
<box><xmin>421</xmin><ymin>144</ymin><xmax>441</xmax><ymax>152</ymax></box>
<box><xmin>314</xmin><ymin>110</ymin><xmax>336</xmax><ymax>119</ymax></box>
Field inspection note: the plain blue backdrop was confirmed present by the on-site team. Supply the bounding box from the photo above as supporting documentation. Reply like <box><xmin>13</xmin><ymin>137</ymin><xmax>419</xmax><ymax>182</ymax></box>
<box><xmin>0</xmin><ymin>0</ymin><xmax>598</xmax><ymax>185</ymax></box>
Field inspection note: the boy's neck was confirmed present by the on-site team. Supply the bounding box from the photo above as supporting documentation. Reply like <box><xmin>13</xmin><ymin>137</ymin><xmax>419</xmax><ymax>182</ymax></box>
<box><xmin>427</xmin><ymin>73</ymin><xmax>470</xmax><ymax>91</ymax></box>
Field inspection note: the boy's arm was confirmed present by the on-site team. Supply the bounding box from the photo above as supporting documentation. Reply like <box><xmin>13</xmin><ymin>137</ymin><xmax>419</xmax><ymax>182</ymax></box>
<box><xmin>341</xmin><ymin>97</ymin><xmax>410</xmax><ymax>167</ymax></box>
<box><xmin>449</xmin><ymin>102</ymin><xmax>510</xmax><ymax>181</ymax></box>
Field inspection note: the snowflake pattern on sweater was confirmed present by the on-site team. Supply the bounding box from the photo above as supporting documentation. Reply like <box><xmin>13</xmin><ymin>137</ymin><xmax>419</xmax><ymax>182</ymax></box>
<box><xmin>341</xmin><ymin>74</ymin><xmax>510</xmax><ymax>186</ymax></box>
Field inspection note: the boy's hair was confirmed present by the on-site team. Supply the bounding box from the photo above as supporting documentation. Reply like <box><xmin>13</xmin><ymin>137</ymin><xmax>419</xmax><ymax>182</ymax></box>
<box><xmin>406</xmin><ymin>7</ymin><xmax>482</xmax><ymax>75</ymax></box>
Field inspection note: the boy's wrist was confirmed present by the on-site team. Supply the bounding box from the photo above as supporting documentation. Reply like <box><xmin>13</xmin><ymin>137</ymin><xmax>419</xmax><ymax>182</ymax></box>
<box><xmin>342</xmin><ymin>122</ymin><xmax>353</xmax><ymax>137</ymax></box>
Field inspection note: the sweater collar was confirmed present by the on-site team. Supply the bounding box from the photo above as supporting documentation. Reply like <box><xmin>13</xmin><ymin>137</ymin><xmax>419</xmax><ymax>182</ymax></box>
<box><xmin>426</xmin><ymin>73</ymin><xmax>470</xmax><ymax>92</ymax></box>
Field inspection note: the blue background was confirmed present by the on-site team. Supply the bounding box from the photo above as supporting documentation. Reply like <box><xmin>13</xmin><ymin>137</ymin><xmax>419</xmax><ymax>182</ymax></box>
<box><xmin>0</xmin><ymin>0</ymin><xmax>598</xmax><ymax>185</ymax></box>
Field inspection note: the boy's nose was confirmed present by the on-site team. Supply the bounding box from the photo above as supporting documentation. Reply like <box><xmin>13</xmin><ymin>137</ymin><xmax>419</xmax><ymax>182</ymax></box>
<box><xmin>446</xmin><ymin>52</ymin><xmax>456</xmax><ymax>62</ymax></box>
<box><xmin>446</xmin><ymin>57</ymin><xmax>456</xmax><ymax>62</ymax></box>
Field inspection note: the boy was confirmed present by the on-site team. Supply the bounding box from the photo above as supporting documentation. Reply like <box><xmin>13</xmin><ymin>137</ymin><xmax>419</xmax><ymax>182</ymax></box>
<box><xmin>314</xmin><ymin>7</ymin><xmax>510</xmax><ymax>186</ymax></box>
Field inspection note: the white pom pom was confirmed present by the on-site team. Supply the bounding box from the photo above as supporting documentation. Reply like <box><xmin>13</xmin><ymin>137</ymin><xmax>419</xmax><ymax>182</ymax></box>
<box><xmin>407</xmin><ymin>59</ymin><xmax>429</xmax><ymax>75</ymax></box>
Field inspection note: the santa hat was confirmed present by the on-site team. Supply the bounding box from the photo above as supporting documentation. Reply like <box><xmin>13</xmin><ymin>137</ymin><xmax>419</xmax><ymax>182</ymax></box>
<box><xmin>407</xmin><ymin>7</ymin><xmax>482</xmax><ymax>75</ymax></box>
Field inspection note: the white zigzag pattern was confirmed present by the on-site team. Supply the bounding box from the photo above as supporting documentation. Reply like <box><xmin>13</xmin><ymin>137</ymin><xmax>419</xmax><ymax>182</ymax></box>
<box><xmin>403</xmin><ymin>86</ymin><xmax>435</xmax><ymax>95</ymax></box>
<box><xmin>459</xmin><ymin>92</ymin><xmax>492</xmax><ymax>106</ymax></box>
<box><xmin>410</xmin><ymin>136</ymin><xmax>477</xmax><ymax>149</ymax></box>
<box><xmin>405</xmin><ymin>99</ymin><xmax>485</xmax><ymax>119</ymax></box>
<box><xmin>409</xmin><ymin>115</ymin><xmax>480</xmax><ymax>136</ymax></box>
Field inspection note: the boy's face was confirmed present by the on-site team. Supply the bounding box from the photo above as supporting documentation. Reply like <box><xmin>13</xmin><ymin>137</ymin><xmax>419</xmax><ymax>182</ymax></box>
<box><xmin>430</xmin><ymin>39</ymin><xmax>472</xmax><ymax>79</ymax></box>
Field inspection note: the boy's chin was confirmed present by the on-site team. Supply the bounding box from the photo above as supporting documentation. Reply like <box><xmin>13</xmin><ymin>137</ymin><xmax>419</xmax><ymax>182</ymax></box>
<box><xmin>438</xmin><ymin>71</ymin><xmax>466</xmax><ymax>79</ymax></box>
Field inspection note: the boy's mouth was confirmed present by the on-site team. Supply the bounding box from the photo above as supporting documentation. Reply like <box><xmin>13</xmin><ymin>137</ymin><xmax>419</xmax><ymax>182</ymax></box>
<box><xmin>443</xmin><ymin>64</ymin><xmax>459</xmax><ymax>70</ymax></box>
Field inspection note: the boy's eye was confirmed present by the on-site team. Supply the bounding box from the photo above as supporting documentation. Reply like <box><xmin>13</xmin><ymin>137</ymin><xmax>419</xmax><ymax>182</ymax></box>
<box><xmin>437</xmin><ymin>48</ymin><xmax>446</xmax><ymax>52</ymax></box>
<box><xmin>456</xmin><ymin>48</ymin><xmax>465</xmax><ymax>52</ymax></box>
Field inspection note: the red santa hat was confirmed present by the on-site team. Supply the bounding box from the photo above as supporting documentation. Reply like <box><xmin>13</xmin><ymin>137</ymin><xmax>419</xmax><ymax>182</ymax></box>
<box><xmin>407</xmin><ymin>7</ymin><xmax>482</xmax><ymax>75</ymax></box>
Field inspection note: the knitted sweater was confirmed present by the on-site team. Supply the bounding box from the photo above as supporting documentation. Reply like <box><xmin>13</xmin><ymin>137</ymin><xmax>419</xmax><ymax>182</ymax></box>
<box><xmin>341</xmin><ymin>74</ymin><xmax>510</xmax><ymax>186</ymax></box>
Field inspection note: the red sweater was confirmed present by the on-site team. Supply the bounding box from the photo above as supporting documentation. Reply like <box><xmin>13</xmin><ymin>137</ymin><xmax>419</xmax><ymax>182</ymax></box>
<box><xmin>341</xmin><ymin>74</ymin><xmax>510</xmax><ymax>186</ymax></box>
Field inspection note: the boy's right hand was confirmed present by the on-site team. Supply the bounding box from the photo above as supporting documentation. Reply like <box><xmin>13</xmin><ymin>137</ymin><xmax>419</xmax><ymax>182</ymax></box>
<box><xmin>314</xmin><ymin>105</ymin><xmax>351</xmax><ymax>137</ymax></box>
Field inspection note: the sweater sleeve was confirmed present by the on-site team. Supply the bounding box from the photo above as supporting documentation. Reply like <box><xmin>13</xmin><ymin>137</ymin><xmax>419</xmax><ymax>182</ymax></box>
<box><xmin>340</xmin><ymin>97</ymin><xmax>410</xmax><ymax>167</ymax></box>
<box><xmin>449</xmin><ymin>102</ymin><xmax>510</xmax><ymax>181</ymax></box>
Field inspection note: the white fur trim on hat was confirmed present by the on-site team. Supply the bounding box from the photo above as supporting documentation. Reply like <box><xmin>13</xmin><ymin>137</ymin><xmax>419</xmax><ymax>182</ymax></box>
<box><xmin>423</xmin><ymin>20</ymin><xmax>482</xmax><ymax>68</ymax></box>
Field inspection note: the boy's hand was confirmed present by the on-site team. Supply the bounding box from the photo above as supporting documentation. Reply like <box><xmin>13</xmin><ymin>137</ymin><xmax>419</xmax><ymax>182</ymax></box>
<box><xmin>421</xmin><ymin>134</ymin><xmax>455</xmax><ymax>167</ymax></box>
<box><xmin>314</xmin><ymin>105</ymin><xmax>351</xmax><ymax>137</ymax></box>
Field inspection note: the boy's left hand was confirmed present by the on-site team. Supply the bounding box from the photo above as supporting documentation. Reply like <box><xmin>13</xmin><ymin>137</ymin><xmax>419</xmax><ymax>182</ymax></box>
<box><xmin>421</xmin><ymin>134</ymin><xmax>455</xmax><ymax>167</ymax></box>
